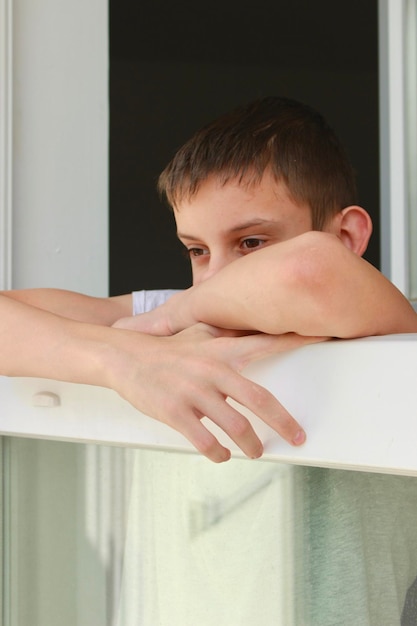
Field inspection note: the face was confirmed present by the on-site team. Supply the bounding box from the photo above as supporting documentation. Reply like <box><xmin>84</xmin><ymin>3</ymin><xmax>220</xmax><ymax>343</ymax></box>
<box><xmin>175</xmin><ymin>172</ymin><xmax>314</xmax><ymax>285</ymax></box>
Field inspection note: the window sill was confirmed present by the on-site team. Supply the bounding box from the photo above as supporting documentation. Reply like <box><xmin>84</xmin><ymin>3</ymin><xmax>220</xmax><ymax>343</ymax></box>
<box><xmin>1</xmin><ymin>334</ymin><xmax>416</xmax><ymax>476</ymax></box>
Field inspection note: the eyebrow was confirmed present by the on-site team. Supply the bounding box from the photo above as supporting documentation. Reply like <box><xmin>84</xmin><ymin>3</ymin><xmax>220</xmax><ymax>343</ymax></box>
<box><xmin>177</xmin><ymin>219</ymin><xmax>281</xmax><ymax>240</ymax></box>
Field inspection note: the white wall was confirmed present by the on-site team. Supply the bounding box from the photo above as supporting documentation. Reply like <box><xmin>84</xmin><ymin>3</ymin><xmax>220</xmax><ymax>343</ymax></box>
<box><xmin>12</xmin><ymin>0</ymin><xmax>108</xmax><ymax>294</ymax></box>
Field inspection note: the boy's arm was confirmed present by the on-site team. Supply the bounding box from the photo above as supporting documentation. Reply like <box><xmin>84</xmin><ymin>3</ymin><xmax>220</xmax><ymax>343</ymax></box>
<box><xmin>116</xmin><ymin>232</ymin><xmax>417</xmax><ymax>338</ymax></box>
<box><xmin>190</xmin><ymin>232</ymin><xmax>417</xmax><ymax>337</ymax></box>
<box><xmin>1</xmin><ymin>288</ymin><xmax>132</xmax><ymax>325</ymax></box>
<box><xmin>0</xmin><ymin>293</ymin><xmax>312</xmax><ymax>462</ymax></box>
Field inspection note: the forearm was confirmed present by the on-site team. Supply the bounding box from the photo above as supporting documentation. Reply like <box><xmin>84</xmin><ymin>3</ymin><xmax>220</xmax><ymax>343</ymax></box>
<box><xmin>0</xmin><ymin>294</ymin><xmax>119</xmax><ymax>384</ymax></box>
<box><xmin>0</xmin><ymin>295</ymin><xmax>312</xmax><ymax>462</ymax></box>
<box><xmin>177</xmin><ymin>233</ymin><xmax>417</xmax><ymax>338</ymax></box>
<box><xmin>0</xmin><ymin>288</ymin><xmax>132</xmax><ymax>325</ymax></box>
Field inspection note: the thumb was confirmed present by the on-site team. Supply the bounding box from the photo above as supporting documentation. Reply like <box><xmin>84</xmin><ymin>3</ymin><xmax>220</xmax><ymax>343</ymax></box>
<box><xmin>113</xmin><ymin>311</ymin><xmax>169</xmax><ymax>335</ymax></box>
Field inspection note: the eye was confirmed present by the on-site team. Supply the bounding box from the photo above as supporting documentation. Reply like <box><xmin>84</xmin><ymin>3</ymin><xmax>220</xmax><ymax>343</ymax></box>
<box><xmin>241</xmin><ymin>238</ymin><xmax>265</xmax><ymax>250</ymax></box>
<box><xmin>187</xmin><ymin>247</ymin><xmax>209</xmax><ymax>258</ymax></box>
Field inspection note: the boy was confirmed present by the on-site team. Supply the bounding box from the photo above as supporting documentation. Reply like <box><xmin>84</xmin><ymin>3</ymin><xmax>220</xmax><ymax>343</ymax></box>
<box><xmin>113</xmin><ymin>96</ymin><xmax>417</xmax><ymax>624</ymax></box>
<box><xmin>2</xmin><ymin>97</ymin><xmax>417</xmax><ymax>465</ymax></box>
<box><xmin>3</xmin><ymin>97</ymin><xmax>417</xmax><ymax>622</ymax></box>
<box><xmin>113</xmin><ymin>96</ymin><xmax>416</xmax><ymax>341</ymax></box>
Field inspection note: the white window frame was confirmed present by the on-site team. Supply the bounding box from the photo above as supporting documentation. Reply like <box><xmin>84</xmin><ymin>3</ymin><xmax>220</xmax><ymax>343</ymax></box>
<box><xmin>0</xmin><ymin>0</ymin><xmax>12</xmax><ymax>292</ymax></box>
<box><xmin>6</xmin><ymin>0</ymin><xmax>108</xmax><ymax>294</ymax></box>
<box><xmin>1</xmin><ymin>6</ymin><xmax>417</xmax><ymax>625</ymax></box>
<box><xmin>379</xmin><ymin>0</ymin><xmax>417</xmax><ymax>300</ymax></box>
<box><xmin>1</xmin><ymin>0</ymin><xmax>417</xmax><ymax>477</ymax></box>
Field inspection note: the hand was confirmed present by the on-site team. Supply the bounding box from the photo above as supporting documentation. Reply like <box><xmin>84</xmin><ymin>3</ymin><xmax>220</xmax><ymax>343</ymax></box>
<box><xmin>108</xmin><ymin>324</ymin><xmax>324</xmax><ymax>462</ymax></box>
<box><xmin>112</xmin><ymin>290</ymin><xmax>192</xmax><ymax>335</ymax></box>
<box><xmin>112</xmin><ymin>309</ymin><xmax>170</xmax><ymax>334</ymax></box>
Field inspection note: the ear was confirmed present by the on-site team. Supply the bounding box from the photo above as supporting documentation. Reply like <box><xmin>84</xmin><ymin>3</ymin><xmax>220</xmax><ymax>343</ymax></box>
<box><xmin>329</xmin><ymin>206</ymin><xmax>373</xmax><ymax>257</ymax></box>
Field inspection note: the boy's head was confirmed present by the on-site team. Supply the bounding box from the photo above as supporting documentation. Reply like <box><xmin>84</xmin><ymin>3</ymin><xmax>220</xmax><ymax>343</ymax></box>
<box><xmin>158</xmin><ymin>96</ymin><xmax>358</xmax><ymax>230</ymax></box>
<box><xmin>159</xmin><ymin>97</ymin><xmax>372</xmax><ymax>285</ymax></box>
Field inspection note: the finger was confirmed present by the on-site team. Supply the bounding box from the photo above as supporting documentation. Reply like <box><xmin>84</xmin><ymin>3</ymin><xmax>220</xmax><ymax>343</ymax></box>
<box><xmin>112</xmin><ymin>316</ymin><xmax>143</xmax><ymax>330</ymax></box>
<box><xmin>177</xmin><ymin>322</ymin><xmax>230</xmax><ymax>339</ymax></box>
<box><xmin>226</xmin><ymin>332</ymin><xmax>327</xmax><ymax>370</ymax></box>
<box><xmin>200</xmin><ymin>397</ymin><xmax>264</xmax><ymax>459</ymax></box>
<box><xmin>168</xmin><ymin>410</ymin><xmax>232</xmax><ymax>463</ymax></box>
<box><xmin>114</xmin><ymin>312</ymin><xmax>172</xmax><ymax>335</ymax></box>
<box><xmin>223</xmin><ymin>373</ymin><xmax>306</xmax><ymax>447</ymax></box>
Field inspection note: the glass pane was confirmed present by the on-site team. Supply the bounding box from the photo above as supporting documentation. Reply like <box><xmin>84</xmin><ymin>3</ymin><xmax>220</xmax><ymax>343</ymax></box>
<box><xmin>2</xmin><ymin>438</ymin><xmax>135</xmax><ymax>626</ymax></box>
<box><xmin>3</xmin><ymin>436</ymin><xmax>417</xmax><ymax>625</ymax></box>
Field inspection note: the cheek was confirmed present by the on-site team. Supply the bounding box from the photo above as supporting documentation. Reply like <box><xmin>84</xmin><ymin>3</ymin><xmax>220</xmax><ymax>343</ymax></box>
<box><xmin>191</xmin><ymin>268</ymin><xmax>202</xmax><ymax>286</ymax></box>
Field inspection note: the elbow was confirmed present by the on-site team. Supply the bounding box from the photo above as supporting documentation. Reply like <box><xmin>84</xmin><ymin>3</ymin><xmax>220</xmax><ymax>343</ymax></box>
<box><xmin>277</xmin><ymin>232</ymin><xmax>349</xmax><ymax>334</ymax></box>
<box><xmin>281</xmin><ymin>232</ymin><xmax>341</xmax><ymax>294</ymax></box>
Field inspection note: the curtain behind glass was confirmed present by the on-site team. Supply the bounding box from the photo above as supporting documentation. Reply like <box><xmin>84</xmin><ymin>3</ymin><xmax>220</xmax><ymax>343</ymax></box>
<box><xmin>6</xmin><ymin>439</ymin><xmax>417</xmax><ymax>626</ymax></box>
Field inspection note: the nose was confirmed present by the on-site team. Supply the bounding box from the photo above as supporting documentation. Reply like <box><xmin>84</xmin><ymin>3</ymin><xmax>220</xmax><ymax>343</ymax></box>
<box><xmin>194</xmin><ymin>251</ymin><xmax>233</xmax><ymax>285</ymax></box>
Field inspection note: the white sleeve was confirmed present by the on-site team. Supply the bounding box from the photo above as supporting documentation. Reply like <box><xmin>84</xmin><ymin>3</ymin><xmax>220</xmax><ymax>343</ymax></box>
<box><xmin>131</xmin><ymin>289</ymin><xmax>183</xmax><ymax>315</ymax></box>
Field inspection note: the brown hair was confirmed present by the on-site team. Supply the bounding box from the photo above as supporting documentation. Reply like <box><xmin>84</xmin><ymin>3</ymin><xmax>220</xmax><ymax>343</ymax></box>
<box><xmin>158</xmin><ymin>97</ymin><xmax>358</xmax><ymax>230</ymax></box>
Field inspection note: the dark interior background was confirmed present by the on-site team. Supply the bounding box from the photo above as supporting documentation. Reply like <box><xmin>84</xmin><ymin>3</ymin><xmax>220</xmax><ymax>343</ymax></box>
<box><xmin>110</xmin><ymin>0</ymin><xmax>379</xmax><ymax>295</ymax></box>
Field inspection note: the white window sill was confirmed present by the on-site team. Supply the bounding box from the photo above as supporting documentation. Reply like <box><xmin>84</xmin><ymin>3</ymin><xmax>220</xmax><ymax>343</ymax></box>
<box><xmin>1</xmin><ymin>334</ymin><xmax>417</xmax><ymax>476</ymax></box>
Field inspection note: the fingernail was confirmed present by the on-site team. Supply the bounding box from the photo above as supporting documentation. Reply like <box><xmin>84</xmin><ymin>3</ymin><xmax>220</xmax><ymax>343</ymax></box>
<box><xmin>251</xmin><ymin>445</ymin><xmax>263</xmax><ymax>459</ymax></box>
<box><xmin>292</xmin><ymin>429</ymin><xmax>306</xmax><ymax>446</ymax></box>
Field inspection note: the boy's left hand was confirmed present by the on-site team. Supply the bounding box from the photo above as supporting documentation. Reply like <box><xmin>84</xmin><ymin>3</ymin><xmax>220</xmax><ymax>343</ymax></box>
<box><xmin>113</xmin><ymin>291</ymin><xmax>192</xmax><ymax>335</ymax></box>
<box><xmin>113</xmin><ymin>309</ymin><xmax>170</xmax><ymax>334</ymax></box>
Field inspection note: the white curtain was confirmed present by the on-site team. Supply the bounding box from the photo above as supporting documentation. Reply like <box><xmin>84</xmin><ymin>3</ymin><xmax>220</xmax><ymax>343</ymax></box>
<box><xmin>7</xmin><ymin>440</ymin><xmax>417</xmax><ymax>626</ymax></box>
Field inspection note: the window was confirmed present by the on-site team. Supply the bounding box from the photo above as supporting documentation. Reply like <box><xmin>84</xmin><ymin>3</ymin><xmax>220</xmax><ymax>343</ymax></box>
<box><xmin>380</xmin><ymin>0</ymin><xmax>417</xmax><ymax>302</ymax></box>
<box><xmin>2</xmin><ymin>1</ymin><xmax>417</xmax><ymax>624</ymax></box>
<box><xmin>3</xmin><ymin>334</ymin><xmax>417</xmax><ymax>624</ymax></box>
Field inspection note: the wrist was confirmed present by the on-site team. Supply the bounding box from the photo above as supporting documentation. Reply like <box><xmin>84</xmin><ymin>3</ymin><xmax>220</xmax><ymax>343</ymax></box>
<box><xmin>57</xmin><ymin>322</ymin><xmax>120</xmax><ymax>389</ymax></box>
<box><xmin>164</xmin><ymin>289</ymin><xmax>197</xmax><ymax>333</ymax></box>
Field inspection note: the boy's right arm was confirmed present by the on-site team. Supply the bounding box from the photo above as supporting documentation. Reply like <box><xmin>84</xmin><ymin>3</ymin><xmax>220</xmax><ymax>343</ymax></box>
<box><xmin>118</xmin><ymin>232</ymin><xmax>417</xmax><ymax>339</ymax></box>
<box><xmin>0</xmin><ymin>294</ymin><xmax>310</xmax><ymax>462</ymax></box>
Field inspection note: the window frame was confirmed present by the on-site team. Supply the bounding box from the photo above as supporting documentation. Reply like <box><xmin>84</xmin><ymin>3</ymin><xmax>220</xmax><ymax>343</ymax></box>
<box><xmin>0</xmin><ymin>0</ymin><xmax>12</xmax><ymax>292</ymax></box>
<box><xmin>1</xmin><ymin>0</ymin><xmax>417</xmax><ymax>476</ymax></box>
<box><xmin>379</xmin><ymin>0</ymin><xmax>416</xmax><ymax>299</ymax></box>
